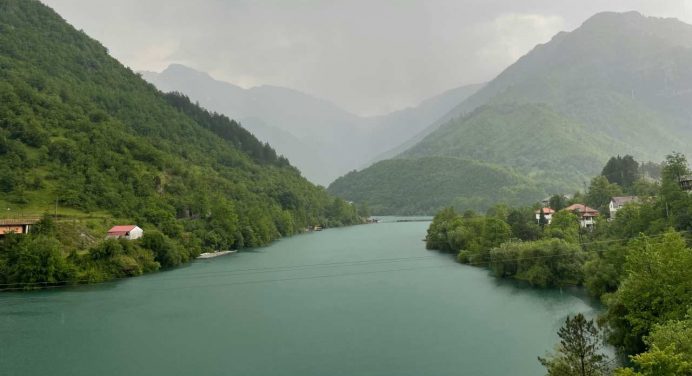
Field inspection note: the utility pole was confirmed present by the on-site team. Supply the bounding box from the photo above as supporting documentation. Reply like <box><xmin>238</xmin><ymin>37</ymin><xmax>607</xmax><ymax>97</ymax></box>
<box><xmin>665</xmin><ymin>201</ymin><xmax>670</xmax><ymax>219</ymax></box>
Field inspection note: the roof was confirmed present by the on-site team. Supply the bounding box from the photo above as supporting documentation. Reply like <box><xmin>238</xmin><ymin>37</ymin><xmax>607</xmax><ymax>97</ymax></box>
<box><xmin>564</xmin><ymin>204</ymin><xmax>599</xmax><ymax>216</ymax></box>
<box><xmin>535</xmin><ymin>208</ymin><xmax>556</xmax><ymax>214</ymax></box>
<box><xmin>611</xmin><ymin>196</ymin><xmax>638</xmax><ymax>206</ymax></box>
<box><xmin>108</xmin><ymin>225</ymin><xmax>138</xmax><ymax>233</ymax></box>
<box><xmin>0</xmin><ymin>218</ymin><xmax>41</xmax><ymax>226</ymax></box>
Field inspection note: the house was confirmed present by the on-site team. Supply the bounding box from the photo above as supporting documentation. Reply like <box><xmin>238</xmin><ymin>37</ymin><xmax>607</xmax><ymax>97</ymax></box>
<box><xmin>680</xmin><ymin>175</ymin><xmax>692</xmax><ymax>192</ymax></box>
<box><xmin>107</xmin><ymin>225</ymin><xmax>143</xmax><ymax>240</ymax></box>
<box><xmin>564</xmin><ymin>204</ymin><xmax>599</xmax><ymax>229</ymax></box>
<box><xmin>609</xmin><ymin>196</ymin><xmax>639</xmax><ymax>219</ymax></box>
<box><xmin>0</xmin><ymin>218</ymin><xmax>40</xmax><ymax>236</ymax></box>
<box><xmin>535</xmin><ymin>207</ymin><xmax>555</xmax><ymax>224</ymax></box>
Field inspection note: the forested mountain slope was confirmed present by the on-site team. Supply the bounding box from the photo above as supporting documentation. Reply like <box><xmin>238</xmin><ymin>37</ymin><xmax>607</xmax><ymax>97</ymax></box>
<box><xmin>330</xmin><ymin>11</ymin><xmax>692</xmax><ymax>214</ymax></box>
<box><xmin>328</xmin><ymin>157</ymin><xmax>542</xmax><ymax>215</ymax></box>
<box><xmin>405</xmin><ymin>11</ymin><xmax>692</xmax><ymax>162</ymax></box>
<box><xmin>0</xmin><ymin>0</ymin><xmax>360</xmax><ymax>252</ymax></box>
<box><xmin>143</xmin><ymin>64</ymin><xmax>482</xmax><ymax>184</ymax></box>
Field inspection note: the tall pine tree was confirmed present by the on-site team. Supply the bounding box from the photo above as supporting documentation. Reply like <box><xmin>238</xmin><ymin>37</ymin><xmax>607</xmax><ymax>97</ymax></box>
<box><xmin>539</xmin><ymin>314</ymin><xmax>610</xmax><ymax>376</ymax></box>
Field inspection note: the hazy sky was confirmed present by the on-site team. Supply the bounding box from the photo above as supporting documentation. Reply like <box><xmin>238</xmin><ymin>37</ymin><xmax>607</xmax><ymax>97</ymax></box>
<box><xmin>41</xmin><ymin>0</ymin><xmax>692</xmax><ymax>116</ymax></box>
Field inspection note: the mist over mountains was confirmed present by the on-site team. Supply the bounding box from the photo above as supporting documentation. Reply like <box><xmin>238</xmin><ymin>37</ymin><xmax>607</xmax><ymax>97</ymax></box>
<box><xmin>329</xmin><ymin>11</ymin><xmax>692</xmax><ymax>214</ymax></box>
<box><xmin>142</xmin><ymin>65</ymin><xmax>482</xmax><ymax>185</ymax></box>
<box><xmin>0</xmin><ymin>0</ymin><xmax>363</xmax><ymax>250</ymax></box>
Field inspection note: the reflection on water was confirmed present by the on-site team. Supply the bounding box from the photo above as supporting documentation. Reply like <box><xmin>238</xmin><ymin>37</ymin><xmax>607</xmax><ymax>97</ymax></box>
<box><xmin>0</xmin><ymin>219</ymin><xmax>600</xmax><ymax>376</ymax></box>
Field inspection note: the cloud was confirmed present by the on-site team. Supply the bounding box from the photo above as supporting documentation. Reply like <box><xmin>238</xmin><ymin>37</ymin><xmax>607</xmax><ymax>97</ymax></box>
<box><xmin>39</xmin><ymin>0</ymin><xmax>691</xmax><ymax>116</ymax></box>
<box><xmin>477</xmin><ymin>13</ymin><xmax>566</xmax><ymax>68</ymax></box>
<box><xmin>126</xmin><ymin>40</ymin><xmax>180</xmax><ymax>72</ymax></box>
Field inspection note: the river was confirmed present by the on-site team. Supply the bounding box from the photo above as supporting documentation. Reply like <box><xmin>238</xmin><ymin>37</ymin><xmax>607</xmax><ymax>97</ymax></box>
<box><xmin>0</xmin><ymin>217</ymin><xmax>599</xmax><ymax>376</ymax></box>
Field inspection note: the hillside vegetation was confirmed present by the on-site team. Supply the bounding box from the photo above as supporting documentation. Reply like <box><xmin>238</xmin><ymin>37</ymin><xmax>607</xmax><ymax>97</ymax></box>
<box><xmin>425</xmin><ymin>153</ymin><xmax>692</xmax><ymax>373</ymax></box>
<box><xmin>143</xmin><ymin>64</ymin><xmax>482</xmax><ymax>184</ymax></box>
<box><xmin>328</xmin><ymin>157</ymin><xmax>542</xmax><ymax>214</ymax></box>
<box><xmin>0</xmin><ymin>0</ymin><xmax>361</xmax><ymax>288</ymax></box>
<box><xmin>330</xmin><ymin>11</ymin><xmax>692</xmax><ymax>214</ymax></box>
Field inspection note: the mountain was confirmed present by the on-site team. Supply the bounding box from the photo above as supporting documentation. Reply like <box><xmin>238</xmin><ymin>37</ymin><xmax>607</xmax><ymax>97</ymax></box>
<box><xmin>328</xmin><ymin>157</ymin><xmax>543</xmax><ymax>215</ymax></box>
<box><xmin>142</xmin><ymin>65</ymin><xmax>482</xmax><ymax>184</ymax></box>
<box><xmin>142</xmin><ymin>64</ymin><xmax>359</xmax><ymax>142</ymax></box>
<box><xmin>0</xmin><ymin>0</ymin><xmax>361</xmax><ymax>262</ymax></box>
<box><xmin>329</xmin><ymin>11</ymin><xmax>692</xmax><ymax>214</ymax></box>
<box><xmin>359</xmin><ymin>83</ymin><xmax>485</xmax><ymax>166</ymax></box>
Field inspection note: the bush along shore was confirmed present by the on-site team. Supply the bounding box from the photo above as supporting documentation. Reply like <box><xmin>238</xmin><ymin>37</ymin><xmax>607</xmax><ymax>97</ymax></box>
<box><xmin>0</xmin><ymin>210</ymin><xmax>367</xmax><ymax>292</ymax></box>
<box><xmin>0</xmin><ymin>0</ymin><xmax>367</xmax><ymax>292</ymax></box>
<box><xmin>425</xmin><ymin>153</ymin><xmax>692</xmax><ymax>374</ymax></box>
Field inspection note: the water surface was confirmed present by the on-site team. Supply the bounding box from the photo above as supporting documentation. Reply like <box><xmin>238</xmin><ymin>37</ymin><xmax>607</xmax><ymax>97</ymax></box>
<box><xmin>0</xmin><ymin>218</ymin><xmax>598</xmax><ymax>376</ymax></box>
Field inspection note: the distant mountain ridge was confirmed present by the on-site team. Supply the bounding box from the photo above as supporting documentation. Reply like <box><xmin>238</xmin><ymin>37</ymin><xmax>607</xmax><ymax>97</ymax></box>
<box><xmin>142</xmin><ymin>65</ymin><xmax>482</xmax><ymax>184</ymax></box>
<box><xmin>329</xmin><ymin>11</ymin><xmax>692</xmax><ymax>214</ymax></box>
<box><xmin>0</xmin><ymin>0</ymin><xmax>361</xmax><ymax>253</ymax></box>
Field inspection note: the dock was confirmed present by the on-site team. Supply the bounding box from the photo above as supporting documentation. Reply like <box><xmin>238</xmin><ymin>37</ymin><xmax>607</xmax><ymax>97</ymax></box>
<box><xmin>196</xmin><ymin>250</ymin><xmax>237</xmax><ymax>259</ymax></box>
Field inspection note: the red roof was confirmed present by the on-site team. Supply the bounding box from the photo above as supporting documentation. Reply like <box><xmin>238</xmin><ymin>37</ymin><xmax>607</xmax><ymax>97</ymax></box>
<box><xmin>535</xmin><ymin>208</ymin><xmax>555</xmax><ymax>214</ymax></box>
<box><xmin>564</xmin><ymin>204</ymin><xmax>599</xmax><ymax>216</ymax></box>
<box><xmin>108</xmin><ymin>225</ymin><xmax>138</xmax><ymax>233</ymax></box>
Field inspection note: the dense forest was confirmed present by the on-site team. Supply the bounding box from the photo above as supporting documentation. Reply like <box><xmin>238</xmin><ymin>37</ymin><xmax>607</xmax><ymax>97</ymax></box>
<box><xmin>425</xmin><ymin>153</ymin><xmax>692</xmax><ymax>374</ymax></box>
<box><xmin>142</xmin><ymin>64</ymin><xmax>484</xmax><ymax>186</ymax></box>
<box><xmin>328</xmin><ymin>156</ymin><xmax>543</xmax><ymax>214</ymax></box>
<box><xmin>330</xmin><ymin>12</ymin><xmax>692</xmax><ymax>215</ymax></box>
<box><xmin>0</xmin><ymin>0</ymin><xmax>363</xmax><ymax>289</ymax></box>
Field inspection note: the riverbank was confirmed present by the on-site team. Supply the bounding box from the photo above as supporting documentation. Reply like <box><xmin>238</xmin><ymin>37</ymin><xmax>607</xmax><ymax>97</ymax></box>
<box><xmin>0</xmin><ymin>218</ymin><xmax>599</xmax><ymax>376</ymax></box>
<box><xmin>425</xmin><ymin>175</ymin><xmax>692</xmax><ymax>374</ymax></box>
<box><xmin>0</xmin><ymin>216</ymin><xmax>367</xmax><ymax>292</ymax></box>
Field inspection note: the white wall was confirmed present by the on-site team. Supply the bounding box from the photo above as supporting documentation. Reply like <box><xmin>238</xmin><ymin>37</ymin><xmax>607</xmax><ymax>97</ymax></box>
<box><xmin>127</xmin><ymin>227</ymin><xmax>144</xmax><ymax>240</ymax></box>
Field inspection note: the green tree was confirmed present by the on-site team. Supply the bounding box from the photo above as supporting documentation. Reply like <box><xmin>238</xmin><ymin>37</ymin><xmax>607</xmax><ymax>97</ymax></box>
<box><xmin>0</xmin><ymin>0</ymin><xmax>366</xmax><ymax>288</ymax></box>
<box><xmin>615</xmin><ymin>348</ymin><xmax>691</xmax><ymax>376</ymax></box>
<box><xmin>425</xmin><ymin>207</ymin><xmax>460</xmax><ymax>252</ymax></box>
<box><xmin>506</xmin><ymin>207</ymin><xmax>541</xmax><ymax>241</ymax></box>
<box><xmin>602</xmin><ymin>231</ymin><xmax>692</xmax><ymax>354</ymax></box>
<box><xmin>602</xmin><ymin>155</ymin><xmax>640</xmax><ymax>190</ymax></box>
<box><xmin>639</xmin><ymin>161</ymin><xmax>663</xmax><ymax>181</ymax></box>
<box><xmin>486</xmin><ymin>203</ymin><xmax>510</xmax><ymax>221</ymax></box>
<box><xmin>538</xmin><ymin>313</ymin><xmax>610</xmax><ymax>376</ymax></box>
<box><xmin>631</xmin><ymin>178</ymin><xmax>659</xmax><ymax>197</ymax></box>
<box><xmin>140</xmin><ymin>231</ymin><xmax>183</xmax><ymax>268</ymax></box>
<box><xmin>490</xmin><ymin>238</ymin><xmax>584</xmax><ymax>287</ymax></box>
<box><xmin>662</xmin><ymin>152</ymin><xmax>690</xmax><ymax>184</ymax></box>
<box><xmin>615</xmin><ymin>310</ymin><xmax>692</xmax><ymax>376</ymax></box>
<box><xmin>1</xmin><ymin>234</ymin><xmax>76</xmax><ymax>288</ymax></box>
<box><xmin>586</xmin><ymin>176</ymin><xmax>623</xmax><ymax>214</ymax></box>
<box><xmin>549</xmin><ymin>195</ymin><xmax>568</xmax><ymax>211</ymax></box>
<box><xmin>545</xmin><ymin>211</ymin><xmax>580</xmax><ymax>244</ymax></box>
<box><xmin>539</xmin><ymin>208</ymin><xmax>549</xmax><ymax>229</ymax></box>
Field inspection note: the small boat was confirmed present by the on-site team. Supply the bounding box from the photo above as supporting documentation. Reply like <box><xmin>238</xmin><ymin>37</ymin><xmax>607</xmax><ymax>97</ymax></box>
<box><xmin>196</xmin><ymin>250</ymin><xmax>237</xmax><ymax>259</ymax></box>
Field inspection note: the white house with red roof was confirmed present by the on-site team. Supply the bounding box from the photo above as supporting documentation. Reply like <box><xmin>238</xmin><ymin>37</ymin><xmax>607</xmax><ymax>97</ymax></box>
<box><xmin>107</xmin><ymin>225</ymin><xmax>143</xmax><ymax>240</ymax></box>
<box><xmin>564</xmin><ymin>204</ymin><xmax>599</xmax><ymax>229</ymax></box>
<box><xmin>535</xmin><ymin>207</ymin><xmax>555</xmax><ymax>224</ymax></box>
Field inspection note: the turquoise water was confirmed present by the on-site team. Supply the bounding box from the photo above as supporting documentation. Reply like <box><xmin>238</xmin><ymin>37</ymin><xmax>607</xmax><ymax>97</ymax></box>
<box><xmin>0</xmin><ymin>218</ymin><xmax>598</xmax><ymax>376</ymax></box>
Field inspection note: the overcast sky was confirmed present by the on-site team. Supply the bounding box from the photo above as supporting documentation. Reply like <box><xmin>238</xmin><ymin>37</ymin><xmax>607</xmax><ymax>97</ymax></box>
<box><xmin>41</xmin><ymin>0</ymin><xmax>692</xmax><ymax>116</ymax></box>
